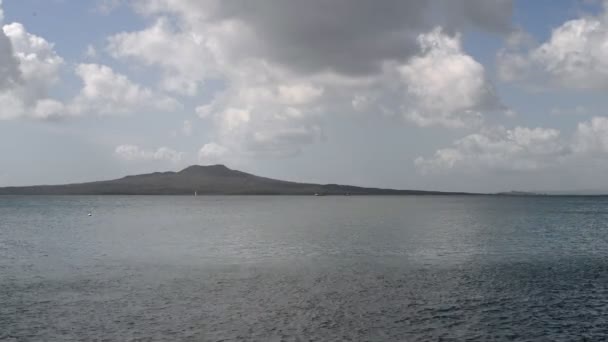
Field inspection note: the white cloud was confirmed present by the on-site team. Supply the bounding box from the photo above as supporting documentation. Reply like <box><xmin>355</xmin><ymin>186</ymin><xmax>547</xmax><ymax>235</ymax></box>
<box><xmin>415</xmin><ymin>126</ymin><xmax>567</xmax><ymax>173</ymax></box>
<box><xmin>0</xmin><ymin>32</ymin><xmax>18</xmax><ymax>91</ymax></box>
<box><xmin>71</xmin><ymin>63</ymin><xmax>181</xmax><ymax>115</ymax></box>
<box><xmin>249</xmin><ymin>125</ymin><xmax>323</xmax><ymax>156</ymax></box>
<box><xmin>277</xmin><ymin>83</ymin><xmax>324</xmax><ymax>105</ymax></box>
<box><xmin>32</xmin><ymin>99</ymin><xmax>65</xmax><ymax>120</ymax></box>
<box><xmin>498</xmin><ymin>4</ymin><xmax>608</xmax><ymax>89</ymax></box>
<box><xmin>201</xmin><ymin>27</ymin><xmax>499</xmax><ymax>156</ymax></box>
<box><xmin>221</xmin><ymin>107</ymin><xmax>250</xmax><ymax>131</ymax></box>
<box><xmin>573</xmin><ymin>116</ymin><xmax>608</xmax><ymax>154</ymax></box>
<box><xmin>351</xmin><ymin>94</ymin><xmax>372</xmax><ymax>112</ymax></box>
<box><xmin>417</xmin><ymin>116</ymin><xmax>608</xmax><ymax>174</ymax></box>
<box><xmin>0</xmin><ymin>20</ymin><xmax>181</xmax><ymax>120</ymax></box>
<box><xmin>205</xmin><ymin>73</ymin><xmax>326</xmax><ymax>157</ymax></box>
<box><xmin>115</xmin><ymin>144</ymin><xmax>185</xmax><ymax>163</ymax></box>
<box><xmin>534</xmin><ymin>17</ymin><xmax>608</xmax><ymax>88</ymax></box>
<box><xmin>131</xmin><ymin>0</ymin><xmax>512</xmax><ymax>76</ymax></box>
<box><xmin>0</xmin><ymin>22</ymin><xmax>65</xmax><ymax>120</ymax></box>
<box><xmin>107</xmin><ymin>18</ymin><xmax>213</xmax><ymax>95</ymax></box>
<box><xmin>0</xmin><ymin>91</ymin><xmax>24</xmax><ymax>120</ymax></box>
<box><xmin>397</xmin><ymin>27</ymin><xmax>500</xmax><ymax>128</ymax></box>
<box><xmin>195</xmin><ymin>103</ymin><xmax>213</xmax><ymax>118</ymax></box>
<box><xmin>4</xmin><ymin>23</ymin><xmax>63</xmax><ymax>93</ymax></box>
<box><xmin>198</xmin><ymin>142</ymin><xmax>228</xmax><ymax>163</ymax></box>
<box><xmin>104</xmin><ymin>1</ymin><xmax>506</xmax><ymax>158</ymax></box>
<box><xmin>185</xmin><ymin>55</ymin><xmax>327</xmax><ymax>157</ymax></box>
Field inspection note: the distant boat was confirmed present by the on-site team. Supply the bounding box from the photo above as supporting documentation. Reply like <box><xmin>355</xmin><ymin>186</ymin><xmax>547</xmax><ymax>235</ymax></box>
<box><xmin>194</xmin><ymin>191</ymin><xmax>198</xmax><ymax>197</ymax></box>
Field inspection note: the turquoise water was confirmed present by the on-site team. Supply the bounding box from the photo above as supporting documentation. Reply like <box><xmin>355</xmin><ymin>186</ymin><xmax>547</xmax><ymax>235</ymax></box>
<box><xmin>2</xmin><ymin>195</ymin><xmax>608</xmax><ymax>340</ymax></box>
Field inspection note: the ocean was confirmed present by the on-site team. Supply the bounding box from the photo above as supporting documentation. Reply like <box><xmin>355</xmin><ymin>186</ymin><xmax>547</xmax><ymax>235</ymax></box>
<box><xmin>2</xmin><ymin>195</ymin><xmax>608</xmax><ymax>341</ymax></box>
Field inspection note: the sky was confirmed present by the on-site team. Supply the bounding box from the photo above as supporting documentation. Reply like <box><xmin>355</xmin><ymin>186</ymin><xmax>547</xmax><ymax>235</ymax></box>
<box><xmin>2</xmin><ymin>0</ymin><xmax>608</xmax><ymax>192</ymax></box>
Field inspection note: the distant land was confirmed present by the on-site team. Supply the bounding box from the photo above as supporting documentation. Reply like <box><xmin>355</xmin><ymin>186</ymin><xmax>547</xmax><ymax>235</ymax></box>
<box><xmin>0</xmin><ymin>164</ymin><xmax>480</xmax><ymax>196</ymax></box>
<box><xmin>495</xmin><ymin>191</ymin><xmax>546</xmax><ymax>196</ymax></box>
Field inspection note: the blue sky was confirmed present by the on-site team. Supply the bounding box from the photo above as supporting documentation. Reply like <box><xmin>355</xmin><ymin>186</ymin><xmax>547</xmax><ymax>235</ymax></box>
<box><xmin>2</xmin><ymin>0</ymin><xmax>608</xmax><ymax>192</ymax></box>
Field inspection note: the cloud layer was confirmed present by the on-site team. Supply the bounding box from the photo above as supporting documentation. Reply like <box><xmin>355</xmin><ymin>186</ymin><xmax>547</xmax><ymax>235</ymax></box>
<box><xmin>7</xmin><ymin>0</ymin><xmax>608</xmax><ymax>191</ymax></box>
<box><xmin>132</xmin><ymin>0</ymin><xmax>512</xmax><ymax>76</ymax></box>
<box><xmin>416</xmin><ymin>117</ymin><xmax>608</xmax><ymax>174</ymax></box>
<box><xmin>102</xmin><ymin>0</ymin><xmax>510</xmax><ymax>158</ymax></box>
<box><xmin>398</xmin><ymin>28</ymin><xmax>500</xmax><ymax>127</ymax></box>
<box><xmin>71</xmin><ymin>63</ymin><xmax>181</xmax><ymax>115</ymax></box>
<box><xmin>0</xmin><ymin>22</ymin><xmax>63</xmax><ymax>119</ymax></box>
<box><xmin>498</xmin><ymin>2</ymin><xmax>608</xmax><ymax>90</ymax></box>
<box><xmin>0</xmin><ymin>9</ymin><xmax>181</xmax><ymax>120</ymax></box>
<box><xmin>115</xmin><ymin>144</ymin><xmax>185</xmax><ymax>163</ymax></box>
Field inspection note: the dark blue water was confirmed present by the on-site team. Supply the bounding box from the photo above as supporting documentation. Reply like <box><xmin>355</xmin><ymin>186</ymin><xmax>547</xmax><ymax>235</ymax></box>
<box><xmin>2</xmin><ymin>195</ymin><xmax>608</xmax><ymax>341</ymax></box>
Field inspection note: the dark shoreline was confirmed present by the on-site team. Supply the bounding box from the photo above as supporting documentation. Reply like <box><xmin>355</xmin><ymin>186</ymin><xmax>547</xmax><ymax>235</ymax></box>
<box><xmin>2</xmin><ymin>165</ymin><xmax>606</xmax><ymax>197</ymax></box>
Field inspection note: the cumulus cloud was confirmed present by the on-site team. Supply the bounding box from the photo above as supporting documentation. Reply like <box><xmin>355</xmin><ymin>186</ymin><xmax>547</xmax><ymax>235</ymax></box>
<box><xmin>107</xmin><ymin>8</ymin><xmax>326</xmax><ymax>156</ymax></box>
<box><xmin>206</xmin><ymin>93</ymin><xmax>325</xmax><ymax>157</ymax></box>
<box><xmin>498</xmin><ymin>3</ymin><xmax>608</xmax><ymax>89</ymax></box>
<box><xmin>107</xmin><ymin>18</ymin><xmax>213</xmax><ymax>95</ymax></box>
<box><xmin>200</xmin><ymin>68</ymin><xmax>327</xmax><ymax>157</ymax></box>
<box><xmin>415</xmin><ymin>126</ymin><xmax>567</xmax><ymax>173</ymax></box>
<box><xmin>0</xmin><ymin>91</ymin><xmax>24</xmax><ymax>120</ymax></box>
<box><xmin>32</xmin><ymin>99</ymin><xmax>65</xmax><ymax>120</ymax></box>
<box><xmin>195</xmin><ymin>103</ymin><xmax>213</xmax><ymax>118</ymax></box>
<box><xmin>0</xmin><ymin>22</ymin><xmax>65</xmax><ymax>120</ymax></box>
<box><xmin>0</xmin><ymin>14</ymin><xmax>180</xmax><ymax>120</ymax></box>
<box><xmin>70</xmin><ymin>63</ymin><xmax>181</xmax><ymax>115</ymax></box>
<box><xmin>397</xmin><ymin>28</ymin><xmax>501</xmax><ymax>128</ymax></box>
<box><xmin>34</xmin><ymin>63</ymin><xmax>181</xmax><ymax>118</ymax></box>
<box><xmin>0</xmin><ymin>32</ymin><xmax>19</xmax><ymax>91</ymax></box>
<box><xmin>101</xmin><ymin>0</ymin><xmax>512</xmax><ymax>157</ymax></box>
<box><xmin>132</xmin><ymin>0</ymin><xmax>512</xmax><ymax>76</ymax></box>
<box><xmin>198</xmin><ymin>142</ymin><xmax>228</xmax><ymax>163</ymax></box>
<box><xmin>573</xmin><ymin>116</ymin><xmax>608</xmax><ymax>155</ymax></box>
<box><xmin>115</xmin><ymin>144</ymin><xmax>185</xmax><ymax>163</ymax></box>
<box><xmin>277</xmin><ymin>83</ymin><xmax>324</xmax><ymax>106</ymax></box>
<box><xmin>417</xmin><ymin>116</ymin><xmax>608</xmax><ymax>174</ymax></box>
<box><xmin>4</xmin><ymin>23</ymin><xmax>63</xmax><ymax>94</ymax></box>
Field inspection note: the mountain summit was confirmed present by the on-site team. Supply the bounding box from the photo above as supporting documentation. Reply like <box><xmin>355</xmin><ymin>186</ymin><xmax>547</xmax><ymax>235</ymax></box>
<box><xmin>0</xmin><ymin>165</ymin><xmax>472</xmax><ymax>195</ymax></box>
